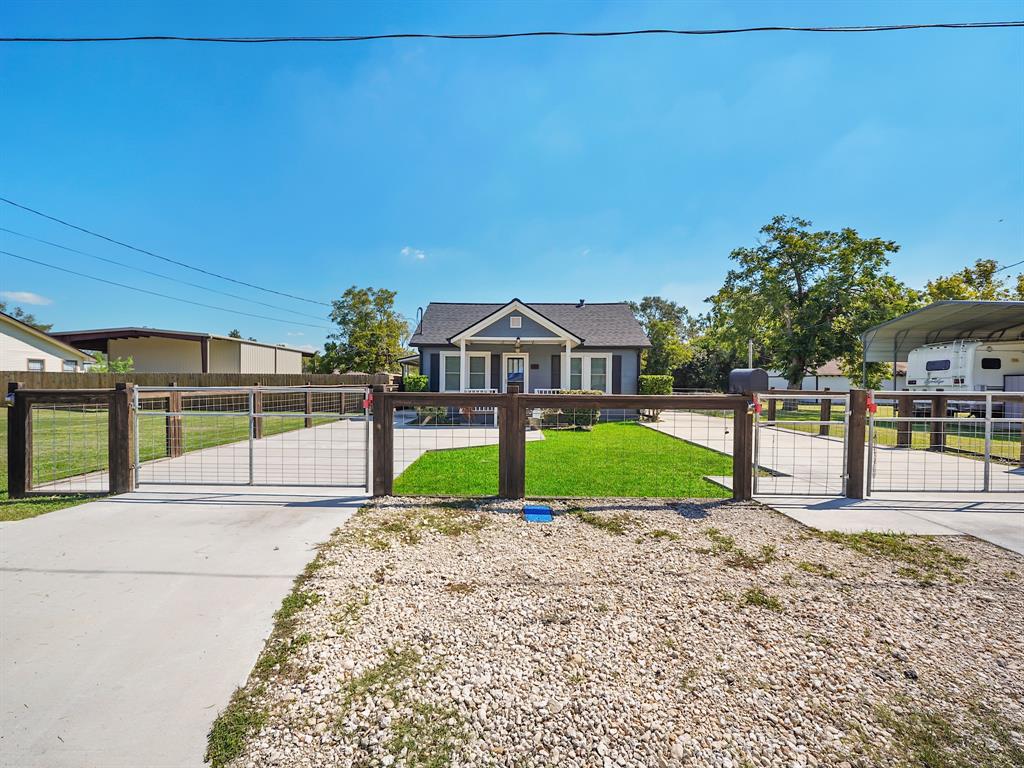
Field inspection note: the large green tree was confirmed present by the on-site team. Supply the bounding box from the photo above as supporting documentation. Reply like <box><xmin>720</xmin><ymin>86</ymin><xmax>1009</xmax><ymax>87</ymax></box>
<box><xmin>0</xmin><ymin>301</ymin><xmax>52</xmax><ymax>332</ymax></box>
<box><xmin>313</xmin><ymin>286</ymin><xmax>408</xmax><ymax>374</ymax></box>
<box><xmin>628</xmin><ymin>296</ymin><xmax>695</xmax><ymax>375</ymax></box>
<box><xmin>924</xmin><ymin>258</ymin><xmax>1023</xmax><ymax>301</ymax></box>
<box><xmin>707</xmin><ymin>215</ymin><xmax>916</xmax><ymax>389</ymax></box>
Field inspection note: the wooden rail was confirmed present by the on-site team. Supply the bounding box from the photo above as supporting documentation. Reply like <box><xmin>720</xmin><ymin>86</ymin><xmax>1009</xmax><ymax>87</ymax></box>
<box><xmin>371</xmin><ymin>391</ymin><xmax>753</xmax><ymax>501</ymax></box>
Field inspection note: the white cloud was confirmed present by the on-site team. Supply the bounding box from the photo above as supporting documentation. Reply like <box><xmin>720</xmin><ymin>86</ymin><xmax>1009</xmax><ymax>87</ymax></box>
<box><xmin>286</xmin><ymin>331</ymin><xmax>305</xmax><ymax>337</ymax></box>
<box><xmin>401</xmin><ymin>246</ymin><xmax>426</xmax><ymax>260</ymax></box>
<box><xmin>1</xmin><ymin>290</ymin><xmax>52</xmax><ymax>305</ymax></box>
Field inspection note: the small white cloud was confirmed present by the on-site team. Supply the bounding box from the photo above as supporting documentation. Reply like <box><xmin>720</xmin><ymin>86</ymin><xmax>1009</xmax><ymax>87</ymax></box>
<box><xmin>286</xmin><ymin>331</ymin><xmax>304</xmax><ymax>337</ymax></box>
<box><xmin>1</xmin><ymin>290</ymin><xmax>52</xmax><ymax>305</ymax></box>
<box><xmin>401</xmin><ymin>245</ymin><xmax>426</xmax><ymax>260</ymax></box>
<box><xmin>580</xmin><ymin>248</ymin><xmax>591</xmax><ymax>257</ymax></box>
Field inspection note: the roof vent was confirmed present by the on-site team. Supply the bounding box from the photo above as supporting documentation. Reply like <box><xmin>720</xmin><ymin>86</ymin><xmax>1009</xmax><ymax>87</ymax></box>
<box><xmin>577</xmin><ymin>299</ymin><xmax>586</xmax><ymax>308</ymax></box>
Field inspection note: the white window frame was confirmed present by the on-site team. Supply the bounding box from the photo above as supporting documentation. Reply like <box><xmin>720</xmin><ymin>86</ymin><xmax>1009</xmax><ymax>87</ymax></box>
<box><xmin>62</xmin><ymin>360</ymin><xmax>79</xmax><ymax>372</ymax></box>
<box><xmin>509</xmin><ymin>315</ymin><xmax>522</xmax><ymax>329</ymax></box>
<box><xmin>440</xmin><ymin>351</ymin><xmax>490</xmax><ymax>391</ymax></box>
<box><xmin>27</xmin><ymin>358</ymin><xmax>45</xmax><ymax>372</ymax></box>
<box><xmin>501</xmin><ymin>352</ymin><xmax>530</xmax><ymax>393</ymax></box>
<box><xmin>564</xmin><ymin>352</ymin><xmax>613</xmax><ymax>393</ymax></box>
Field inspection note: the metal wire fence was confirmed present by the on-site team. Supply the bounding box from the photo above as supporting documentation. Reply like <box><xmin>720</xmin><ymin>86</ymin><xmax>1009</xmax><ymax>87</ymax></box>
<box><xmin>28</xmin><ymin>403</ymin><xmax>110</xmax><ymax>493</ymax></box>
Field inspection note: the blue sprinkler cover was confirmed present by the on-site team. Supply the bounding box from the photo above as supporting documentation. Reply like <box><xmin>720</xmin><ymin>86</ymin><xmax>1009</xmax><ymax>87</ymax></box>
<box><xmin>523</xmin><ymin>504</ymin><xmax>553</xmax><ymax>523</ymax></box>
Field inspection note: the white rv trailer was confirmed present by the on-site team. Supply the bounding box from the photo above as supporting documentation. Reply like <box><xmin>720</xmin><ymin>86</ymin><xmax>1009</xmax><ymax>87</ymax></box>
<box><xmin>905</xmin><ymin>339</ymin><xmax>1024</xmax><ymax>392</ymax></box>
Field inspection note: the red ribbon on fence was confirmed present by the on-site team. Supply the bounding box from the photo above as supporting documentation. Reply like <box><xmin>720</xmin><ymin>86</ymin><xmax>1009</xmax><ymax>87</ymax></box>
<box><xmin>752</xmin><ymin>393</ymin><xmax>762</xmax><ymax>414</ymax></box>
<box><xmin>866</xmin><ymin>392</ymin><xmax>878</xmax><ymax>414</ymax></box>
<box><xmin>362</xmin><ymin>392</ymin><xmax>373</xmax><ymax>410</ymax></box>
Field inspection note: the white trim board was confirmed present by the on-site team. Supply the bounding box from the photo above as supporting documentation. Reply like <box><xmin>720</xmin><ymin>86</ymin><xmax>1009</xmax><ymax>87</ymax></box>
<box><xmin>501</xmin><ymin>351</ymin><xmax>530</xmax><ymax>393</ymax></box>
<box><xmin>449</xmin><ymin>300</ymin><xmax>582</xmax><ymax>344</ymax></box>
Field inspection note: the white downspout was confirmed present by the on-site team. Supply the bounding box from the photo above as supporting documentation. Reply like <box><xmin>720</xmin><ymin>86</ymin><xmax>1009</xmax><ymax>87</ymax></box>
<box><xmin>459</xmin><ymin>339</ymin><xmax>467</xmax><ymax>392</ymax></box>
<box><xmin>563</xmin><ymin>340</ymin><xmax>571</xmax><ymax>390</ymax></box>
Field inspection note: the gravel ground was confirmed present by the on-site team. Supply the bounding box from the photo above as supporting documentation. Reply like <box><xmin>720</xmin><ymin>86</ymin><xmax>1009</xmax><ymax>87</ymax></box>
<box><xmin>220</xmin><ymin>497</ymin><xmax>1024</xmax><ymax>768</ymax></box>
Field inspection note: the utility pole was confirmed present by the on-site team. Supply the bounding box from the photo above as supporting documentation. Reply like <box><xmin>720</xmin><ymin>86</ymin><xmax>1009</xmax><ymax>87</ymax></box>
<box><xmin>747</xmin><ymin>339</ymin><xmax>754</xmax><ymax>369</ymax></box>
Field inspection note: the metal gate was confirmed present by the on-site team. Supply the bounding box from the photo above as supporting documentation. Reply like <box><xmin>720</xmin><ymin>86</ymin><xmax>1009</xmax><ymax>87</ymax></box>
<box><xmin>753</xmin><ymin>392</ymin><xmax>849</xmax><ymax>496</ymax></box>
<box><xmin>868</xmin><ymin>392</ymin><xmax>1024</xmax><ymax>493</ymax></box>
<box><xmin>132</xmin><ymin>386</ymin><xmax>370</xmax><ymax>489</ymax></box>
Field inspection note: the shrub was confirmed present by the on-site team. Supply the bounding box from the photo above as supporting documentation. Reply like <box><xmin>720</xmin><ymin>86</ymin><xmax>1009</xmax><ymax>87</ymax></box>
<box><xmin>540</xmin><ymin>389</ymin><xmax>602</xmax><ymax>429</ymax></box>
<box><xmin>403</xmin><ymin>374</ymin><xmax>428</xmax><ymax>392</ymax></box>
<box><xmin>638</xmin><ymin>375</ymin><xmax>673</xmax><ymax>395</ymax></box>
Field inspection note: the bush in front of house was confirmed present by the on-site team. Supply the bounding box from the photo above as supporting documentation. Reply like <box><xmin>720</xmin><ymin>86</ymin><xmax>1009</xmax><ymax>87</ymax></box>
<box><xmin>401</xmin><ymin>374</ymin><xmax>446</xmax><ymax>423</ymax></box>
<box><xmin>403</xmin><ymin>374</ymin><xmax>428</xmax><ymax>392</ymax></box>
<box><xmin>540</xmin><ymin>389</ymin><xmax>603</xmax><ymax>429</ymax></box>
<box><xmin>639</xmin><ymin>375</ymin><xmax>673</xmax><ymax>395</ymax></box>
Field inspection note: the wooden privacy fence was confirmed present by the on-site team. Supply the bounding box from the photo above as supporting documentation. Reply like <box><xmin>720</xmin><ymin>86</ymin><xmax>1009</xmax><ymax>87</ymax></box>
<box><xmin>371</xmin><ymin>391</ymin><xmax>755</xmax><ymax>500</ymax></box>
<box><xmin>6</xmin><ymin>382</ymin><xmax>134</xmax><ymax>498</ymax></box>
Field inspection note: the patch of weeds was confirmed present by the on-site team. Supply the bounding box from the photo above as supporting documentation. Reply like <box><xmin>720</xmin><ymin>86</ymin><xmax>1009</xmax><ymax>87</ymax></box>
<box><xmin>352</xmin><ymin>507</ymin><xmax>490</xmax><ymax>550</ymax></box>
<box><xmin>569</xmin><ymin>509</ymin><xmax>638</xmax><ymax>535</ymax></box>
<box><xmin>1004</xmin><ymin>569</ymin><xmax>1019</xmax><ymax>581</ymax></box>
<box><xmin>741</xmin><ymin>587</ymin><xmax>783</xmax><ymax>612</ymax></box>
<box><xmin>276</xmin><ymin>590</ymin><xmax>321</xmax><ymax>632</ymax></box>
<box><xmin>444</xmin><ymin>581</ymin><xmax>476</xmax><ymax>595</ymax></box>
<box><xmin>254</xmin><ymin>633</ymin><xmax>311</xmax><ymax>680</ymax></box>
<box><xmin>385</xmin><ymin>701</ymin><xmax>467</xmax><ymax>768</ymax></box>
<box><xmin>332</xmin><ymin>591</ymin><xmax>371</xmax><ymax>635</ymax></box>
<box><xmin>797</xmin><ymin>561</ymin><xmax>838</xmax><ymax>579</ymax></box>
<box><xmin>873</xmin><ymin>698</ymin><xmax>1024</xmax><ymax>768</ymax></box>
<box><xmin>342</xmin><ymin>646</ymin><xmax>422</xmax><ymax>706</ymax></box>
<box><xmin>816</xmin><ymin>531</ymin><xmax>969</xmax><ymax>584</ymax></box>
<box><xmin>205</xmin><ymin>685</ymin><xmax>267</xmax><ymax>768</ymax></box>
<box><xmin>637</xmin><ymin>528</ymin><xmax>681</xmax><ymax>543</ymax></box>
<box><xmin>594</xmin><ymin>602</ymin><xmax>610</xmax><ymax>613</ymax></box>
<box><xmin>704</xmin><ymin>527</ymin><xmax>736</xmax><ymax>552</ymax></box>
<box><xmin>725</xmin><ymin>544</ymin><xmax>777</xmax><ymax>570</ymax></box>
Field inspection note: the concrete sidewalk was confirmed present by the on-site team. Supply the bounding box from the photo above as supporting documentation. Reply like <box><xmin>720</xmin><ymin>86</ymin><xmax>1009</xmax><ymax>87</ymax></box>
<box><xmin>761</xmin><ymin>493</ymin><xmax>1024</xmax><ymax>555</ymax></box>
<box><xmin>0</xmin><ymin>486</ymin><xmax>365</xmax><ymax>768</ymax></box>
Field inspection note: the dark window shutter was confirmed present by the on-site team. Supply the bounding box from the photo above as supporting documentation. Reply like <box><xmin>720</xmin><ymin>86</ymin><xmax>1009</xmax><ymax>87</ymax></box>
<box><xmin>429</xmin><ymin>352</ymin><xmax>440</xmax><ymax>391</ymax></box>
<box><xmin>612</xmin><ymin>354</ymin><xmax>622</xmax><ymax>394</ymax></box>
<box><xmin>551</xmin><ymin>354</ymin><xmax>561</xmax><ymax>389</ymax></box>
<box><xmin>491</xmin><ymin>353</ymin><xmax>501</xmax><ymax>391</ymax></box>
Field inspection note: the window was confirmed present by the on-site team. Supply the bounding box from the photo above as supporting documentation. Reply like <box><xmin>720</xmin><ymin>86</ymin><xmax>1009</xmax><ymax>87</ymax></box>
<box><xmin>590</xmin><ymin>356</ymin><xmax>607</xmax><ymax>392</ymax></box>
<box><xmin>62</xmin><ymin>360</ymin><xmax>78</xmax><ymax>372</ymax></box>
<box><xmin>569</xmin><ymin>357</ymin><xmax>583</xmax><ymax>390</ymax></box>
<box><xmin>468</xmin><ymin>355</ymin><xmax>487</xmax><ymax>389</ymax></box>
<box><xmin>509</xmin><ymin>315</ymin><xmax>522</xmax><ymax>329</ymax></box>
<box><xmin>926</xmin><ymin>359</ymin><xmax>951</xmax><ymax>372</ymax></box>
<box><xmin>443</xmin><ymin>355</ymin><xmax>460</xmax><ymax>391</ymax></box>
<box><xmin>981</xmin><ymin>357</ymin><xmax>1002</xmax><ymax>370</ymax></box>
<box><xmin>27</xmin><ymin>359</ymin><xmax>44</xmax><ymax>372</ymax></box>
<box><xmin>566</xmin><ymin>353</ymin><xmax>612</xmax><ymax>393</ymax></box>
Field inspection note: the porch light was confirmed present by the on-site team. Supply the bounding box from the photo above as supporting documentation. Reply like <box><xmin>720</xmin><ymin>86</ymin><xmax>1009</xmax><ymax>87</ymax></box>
<box><xmin>514</xmin><ymin>336</ymin><xmax>521</xmax><ymax>352</ymax></box>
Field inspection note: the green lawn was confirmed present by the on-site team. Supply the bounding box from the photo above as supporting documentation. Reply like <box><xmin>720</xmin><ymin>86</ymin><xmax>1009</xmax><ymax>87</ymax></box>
<box><xmin>1</xmin><ymin>407</ymin><xmax>338</xmax><ymax>521</ymax></box>
<box><xmin>393</xmin><ymin>421</ymin><xmax>733</xmax><ymax>498</ymax></box>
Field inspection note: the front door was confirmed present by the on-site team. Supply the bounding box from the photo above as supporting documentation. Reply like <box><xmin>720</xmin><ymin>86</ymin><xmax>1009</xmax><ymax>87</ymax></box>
<box><xmin>504</xmin><ymin>354</ymin><xmax>528</xmax><ymax>392</ymax></box>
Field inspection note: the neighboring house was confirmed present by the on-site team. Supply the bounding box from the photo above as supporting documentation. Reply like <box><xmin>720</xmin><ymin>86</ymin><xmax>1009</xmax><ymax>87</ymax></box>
<box><xmin>766</xmin><ymin>360</ymin><xmax>907</xmax><ymax>392</ymax></box>
<box><xmin>50</xmin><ymin>327</ymin><xmax>313</xmax><ymax>374</ymax></box>
<box><xmin>397</xmin><ymin>352</ymin><xmax>420</xmax><ymax>378</ymax></box>
<box><xmin>408</xmin><ymin>299</ymin><xmax>651</xmax><ymax>394</ymax></box>
<box><xmin>0</xmin><ymin>311</ymin><xmax>91</xmax><ymax>372</ymax></box>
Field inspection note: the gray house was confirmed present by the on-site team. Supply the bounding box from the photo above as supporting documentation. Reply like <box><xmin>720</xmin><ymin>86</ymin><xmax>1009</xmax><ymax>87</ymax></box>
<box><xmin>409</xmin><ymin>299</ymin><xmax>651</xmax><ymax>394</ymax></box>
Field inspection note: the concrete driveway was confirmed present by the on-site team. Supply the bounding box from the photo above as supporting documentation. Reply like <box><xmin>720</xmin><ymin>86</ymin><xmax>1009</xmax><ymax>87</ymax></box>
<box><xmin>0</xmin><ymin>486</ymin><xmax>365</xmax><ymax>768</ymax></box>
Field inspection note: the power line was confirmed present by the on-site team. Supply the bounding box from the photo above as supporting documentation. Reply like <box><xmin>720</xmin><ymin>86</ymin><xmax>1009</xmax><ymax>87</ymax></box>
<box><xmin>994</xmin><ymin>257</ymin><xmax>1024</xmax><ymax>273</ymax></box>
<box><xmin>0</xmin><ymin>226</ymin><xmax>327</xmax><ymax>321</ymax></box>
<box><xmin>0</xmin><ymin>22</ymin><xmax>1021</xmax><ymax>44</ymax></box>
<box><xmin>1</xmin><ymin>249</ymin><xmax>332</xmax><ymax>330</ymax></box>
<box><xmin>0</xmin><ymin>197</ymin><xmax>331</xmax><ymax>307</ymax></box>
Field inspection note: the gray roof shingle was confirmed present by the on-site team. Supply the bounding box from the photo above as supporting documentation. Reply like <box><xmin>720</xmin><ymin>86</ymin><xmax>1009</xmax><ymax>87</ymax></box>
<box><xmin>409</xmin><ymin>301</ymin><xmax>651</xmax><ymax>348</ymax></box>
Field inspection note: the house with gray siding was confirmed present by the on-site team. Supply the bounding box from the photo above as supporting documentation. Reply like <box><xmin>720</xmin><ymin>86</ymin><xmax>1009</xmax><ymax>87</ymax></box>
<box><xmin>409</xmin><ymin>299</ymin><xmax>650</xmax><ymax>394</ymax></box>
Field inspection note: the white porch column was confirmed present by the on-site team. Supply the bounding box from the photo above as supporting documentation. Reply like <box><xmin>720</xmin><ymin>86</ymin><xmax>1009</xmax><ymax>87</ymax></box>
<box><xmin>459</xmin><ymin>339</ymin><xmax>467</xmax><ymax>392</ymax></box>
<box><xmin>563</xmin><ymin>340</ymin><xmax>571</xmax><ymax>390</ymax></box>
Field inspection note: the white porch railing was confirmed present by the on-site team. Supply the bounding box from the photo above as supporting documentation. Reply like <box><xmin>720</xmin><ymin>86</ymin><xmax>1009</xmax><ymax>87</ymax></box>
<box><xmin>464</xmin><ymin>389</ymin><xmax>498</xmax><ymax>414</ymax></box>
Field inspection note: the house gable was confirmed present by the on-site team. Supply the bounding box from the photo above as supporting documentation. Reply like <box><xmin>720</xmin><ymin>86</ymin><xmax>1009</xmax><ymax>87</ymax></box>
<box><xmin>449</xmin><ymin>300</ymin><xmax>582</xmax><ymax>344</ymax></box>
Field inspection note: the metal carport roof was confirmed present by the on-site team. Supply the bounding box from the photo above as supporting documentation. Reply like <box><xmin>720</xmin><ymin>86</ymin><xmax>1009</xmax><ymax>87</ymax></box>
<box><xmin>861</xmin><ymin>300</ymin><xmax>1024</xmax><ymax>363</ymax></box>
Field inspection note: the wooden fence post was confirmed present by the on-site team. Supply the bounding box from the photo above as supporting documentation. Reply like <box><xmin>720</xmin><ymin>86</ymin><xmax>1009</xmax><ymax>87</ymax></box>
<box><xmin>372</xmin><ymin>391</ymin><xmax>394</xmax><ymax>496</ymax></box>
<box><xmin>930</xmin><ymin>395</ymin><xmax>946</xmax><ymax>450</ymax></box>
<box><xmin>846</xmin><ymin>389</ymin><xmax>867</xmax><ymax>499</ymax></box>
<box><xmin>304</xmin><ymin>384</ymin><xmax>313</xmax><ymax>428</ymax></box>
<box><xmin>731</xmin><ymin>402</ymin><xmax>753</xmax><ymax>501</ymax></box>
<box><xmin>818</xmin><ymin>389</ymin><xmax>832</xmax><ymax>436</ymax></box>
<box><xmin>896</xmin><ymin>394</ymin><xmax>913</xmax><ymax>448</ymax></box>
<box><xmin>500</xmin><ymin>392</ymin><xmax>526</xmax><ymax>499</ymax></box>
<box><xmin>253</xmin><ymin>382</ymin><xmax>263</xmax><ymax>439</ymax></box>
<box><xmin>166</xmin><ymin>381</ymin><xmax>183</xmax><ymax>458</ymax></box>
<box><xmin>766</xmin><ymin>395</ymin><xmax>777</xmax><ymax>422</ymax></box>
<box><xmin>108</xmin><ymin>382</ymin><xmax>134</xmax><ymax>495</ymax></box>
<box><xmin>7</xmin><ymin>382</ymin><xmax>29</xmax><ymax>499</ymax></box>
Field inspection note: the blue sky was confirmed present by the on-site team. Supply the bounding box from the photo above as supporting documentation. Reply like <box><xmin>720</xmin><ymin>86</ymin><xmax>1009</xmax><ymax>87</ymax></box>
<box><xmin>2</xmin><ymin>1</ymin><xmax>1022</xmax><ymax>351</ymax></box>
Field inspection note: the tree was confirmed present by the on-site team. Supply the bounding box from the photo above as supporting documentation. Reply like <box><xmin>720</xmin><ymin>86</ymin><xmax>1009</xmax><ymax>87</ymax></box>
<box><xmin>628</xmin><ymin>296</ymin><xmax>696</xmax><ymax>375</ymax></box>
<box><xmin>227</xmin><ymin>329</ymin><xmax>242</xmax><ymax>338</ymax></box>
<box><xmin>707</xmin><ymin>215</ymin><xmax>916</xmax><ymax>389</ymax></box>
<box><xmin>90</xmin><ymin>352</ymin><xmax>134</xmax><ymax>372</ymax></box>
<box><xmin>924</xmin><ymin>258</ymin><xmax>1023</xmax><ymax>301</ymax></box>
<box><xmin>0</xmin><ymin>301</ymin><xmax>52</xmax><ymax>332</ymax></box>
<box><xmin>312</xmin><ymin>286</ymin><xmax>408</xmax><ymax>374</ymax></box>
